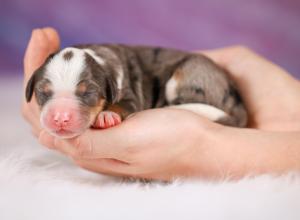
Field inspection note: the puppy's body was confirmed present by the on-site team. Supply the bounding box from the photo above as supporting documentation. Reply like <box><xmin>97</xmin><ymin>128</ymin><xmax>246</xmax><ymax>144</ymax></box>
<box><xmin>26</xmin><ymin>44</ymin><xmax>247</xmax><ymax>138</ymax></box>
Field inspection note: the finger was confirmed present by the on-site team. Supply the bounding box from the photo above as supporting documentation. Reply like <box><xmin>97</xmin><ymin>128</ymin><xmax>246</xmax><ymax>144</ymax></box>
<box><xmin>201</xmin><ymin>45</ymin><xmax>264</xmax><ymax>69</ymax></box>
<box><xmin>38</xmin><ymin>130</ymin><xmax>79</xmax><ymax>158</ymax></box>
<box><xmin>200</xmin><ymin>46</ymin><xmax>241</xmax><ymax>68</ymax></box>
<box><xmin>22</xmin><ymin>27</ymin><xmax>60</xmax><ymax>108</ymax></box>
<box><xmin>201</xmin><ymin>45</ymin><xmax>293</xmax><ymax>82</ymax></box>
<box><xmin>42</xmin><ymin>27</ymin><xmax>60</xmax><ymax>52</ymax></box>
<box><xmin>38</xmin><ymin>130</ymin><xmax>77</xmax><ymax>157</ymax></box>
<box><xmin>38</xmin><ymin>130</ymin><xmax>56</xmax><ymax>149</ymax></box>
<box><xmin>23</xmin><ymin>27</ymin><xmax>60</xmax><ymax>83</ymax></box>
<box><xmin>74</xmin><ymin>158</ymin><xmax>131</xmax><ymax>177</ymax></box>
<box><xmin>40</xmin><ymin>123</ymin><xmax>135</xmax><ymax>160</ymax></box>
<box><xmin>26</xmin><ymin>114</ymin><xmax>41</xmax><ymax>134</ymax></box>
<box><xmin>22</xmin><ymin>27</ymin><xmax>60</xmax><ymax>137</ymax></box>
<box><xmin>66</xmin><ymin>109</ymin><xmax>203</xmax><ymax>161</ymax></box>
<box><xmin>31</xmin><ymin>127</ymin><xmax>40</xmax><ymax>138</ymax></box>
<box><xmin>38</xmin><ymin>129</ymin><xmax>135</xmax><ymax>171</ymax></box>
<box><xmin>24</xmin><ymin>29</ymin><xmax>49</xmax><ymax>80</ymax></box>
<box><xmin>37</xmin><ymin>130</ymin><xmax>103</xmax><ymax>158</ymax></box>
<box><xmin>21</xmin><ymin>98</ymin><xmax>40</xmax><ymax>122</ymax></box>
<box><xmin>74</xmin><ymin>158</ymin><xmax>171</xmax><ymax>180</ymax></box>
<box><xmin>73</xmin><ymin>128</ymin><xmax>130</xmax><ymax>159</ymax></box>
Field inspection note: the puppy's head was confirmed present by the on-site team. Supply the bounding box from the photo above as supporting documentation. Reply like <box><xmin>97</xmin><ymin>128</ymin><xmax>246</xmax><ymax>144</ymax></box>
<box><xmin>25</xmin><ymin>47</ymin><xmax>119</xmax><ymax>138</ymax></box>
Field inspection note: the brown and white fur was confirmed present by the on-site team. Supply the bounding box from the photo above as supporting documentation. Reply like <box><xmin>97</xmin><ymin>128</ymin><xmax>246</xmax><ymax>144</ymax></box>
<box><xmin>25</xmin><ymin>44</ymin><xmax>248</xmax><ymax>139</ymax></box>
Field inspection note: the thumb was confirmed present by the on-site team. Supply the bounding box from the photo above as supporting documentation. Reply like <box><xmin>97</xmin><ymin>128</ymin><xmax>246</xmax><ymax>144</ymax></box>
<box><xmin>38</xmin><ymin>130</ymin><xmax>75</xmax><ymax>156</ymax></box>
<box><xmin>38</xmin><ymin>126</ymin><xmax>131</xmax><ymax>160</ymax></box>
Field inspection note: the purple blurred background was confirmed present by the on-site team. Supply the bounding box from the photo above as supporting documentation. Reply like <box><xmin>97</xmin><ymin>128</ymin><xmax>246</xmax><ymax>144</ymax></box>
<box><xmin>1</xmin><ymin>0</ymin><xmax>300</xmax><ymax>78</ymax></box>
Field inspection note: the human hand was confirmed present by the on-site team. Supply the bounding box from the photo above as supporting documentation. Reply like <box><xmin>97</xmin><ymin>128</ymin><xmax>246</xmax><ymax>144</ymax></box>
<box><xmin>22</xmin><ymin>29</ymin><xmax>220</xmax><ymax>180</ymax></box>
<box><xmin>39</xmin><ymin>108</ymin><xmax>220</xmax><ymax>180</ymax></box>
<box><xmin>23</xmin><ymin>28</ymin><xmax>300</xmax><ymax>180</ymax></box>
<box><xmin>202</xmin><ymin>46</ymin><xmax>300</xmax><ymax>131</ymax></box>
<box><xmin>22</xmin><ymin>27</ymin><xmax>60</xmax><ymax>137</ymax></box>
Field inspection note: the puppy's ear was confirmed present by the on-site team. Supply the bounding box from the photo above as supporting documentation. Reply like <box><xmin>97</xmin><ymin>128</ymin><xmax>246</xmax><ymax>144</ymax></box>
<box><xmin>25</xmin><ymin>72</ymin><xmax>37</xmax><ymax>102</ymax></box>
<box><xmin>105</xmin><ymin>76</ymin><xmax>119</xmax><ymax>104</ymax></box>
<box><xmin>25</xmin><ymin>52</ymin><xmax>57</xmax><ymax>102</ymax></box>
<box><xmin>25</xmin><ymin>66</ymin><xmax>44</xmax><ymax>102</ymax></box>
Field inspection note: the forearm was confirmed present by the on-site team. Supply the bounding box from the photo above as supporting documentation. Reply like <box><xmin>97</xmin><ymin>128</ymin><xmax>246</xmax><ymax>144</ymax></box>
<box><xmin>190</xmin><ymin>126</ymin><xmax>300</xmax><ymax>179</ymax></box>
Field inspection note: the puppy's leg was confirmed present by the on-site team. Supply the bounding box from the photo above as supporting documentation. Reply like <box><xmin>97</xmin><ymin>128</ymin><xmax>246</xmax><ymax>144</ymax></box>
<box><xmin>92</xmin><ymin>111</ymin><xmax>122</xmax><ymax>129</ymax></box>
<box><xmin>169</xmin><ymin>103</ymin><xmax>228</xmax><ymax>122</ymax></box>
<box><xmin>93</xmin><ymin>100</ymin><xmax>137</xmax><ymax>129</ymax></box>
<box><xmin>165</xmin><ymin>55</ymin><xmax>248</xmax><ymax>127</ymax></box>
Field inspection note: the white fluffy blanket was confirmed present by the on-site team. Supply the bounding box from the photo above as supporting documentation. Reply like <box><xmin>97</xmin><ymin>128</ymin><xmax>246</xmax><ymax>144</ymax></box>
<box><xmin>0</xmin><ymin>78</ymin><xmax>300</xmax><ymax>220</ymax></box>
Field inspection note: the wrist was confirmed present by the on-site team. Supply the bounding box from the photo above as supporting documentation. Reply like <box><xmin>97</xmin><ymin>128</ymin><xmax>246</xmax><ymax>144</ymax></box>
<box><xmin>184</xmin><ymin>121</ymin><xmax>300</xmax><ymax>179</ymax></box>
<box><xmin>206</xmin><ymin>128</ymin><xmax>300</xmax><ymax>179</ymax></box>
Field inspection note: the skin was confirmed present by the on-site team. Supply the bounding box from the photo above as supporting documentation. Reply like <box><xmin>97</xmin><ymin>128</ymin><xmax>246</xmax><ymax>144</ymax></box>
<box><xmin>23</xmin><ymin>27</ymin><xmax>300</xmax><ymax>181</ymax></box>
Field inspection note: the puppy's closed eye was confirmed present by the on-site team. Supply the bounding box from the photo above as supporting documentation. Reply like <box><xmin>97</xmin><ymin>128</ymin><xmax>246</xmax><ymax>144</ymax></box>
<box><xmin>76</xmin><ymin>80</ymin><xmax>101</xmax><ymax>106</ymax></box>
<box><xmin>35</xmin><ymin>79</ymin><xmax>53</xmax><ymax>106</ymax></box>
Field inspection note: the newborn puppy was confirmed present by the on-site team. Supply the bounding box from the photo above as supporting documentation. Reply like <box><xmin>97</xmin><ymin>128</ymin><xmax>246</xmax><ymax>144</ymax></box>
<box><xmin>25</xmin><ymin>44</ymin><xmax>248</xmax><ymax>138</ymax></box>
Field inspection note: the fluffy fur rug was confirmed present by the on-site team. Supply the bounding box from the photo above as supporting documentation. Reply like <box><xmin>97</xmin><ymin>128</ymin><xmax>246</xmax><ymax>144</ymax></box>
<box><xmin>1</xmin><ymin>78</ymin><xmax>300</xmax><ymax>220</ymax></box>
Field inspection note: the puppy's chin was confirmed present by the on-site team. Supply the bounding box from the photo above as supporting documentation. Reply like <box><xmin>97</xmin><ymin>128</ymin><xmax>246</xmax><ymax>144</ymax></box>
<box><xmin>50</xmin><ymin>130</ymin><xmax>82</xmax><ymax>139</ymax></box>
<box><xmin>45</xmin><ymin>127</ymin><xmax>86</xmax><ymax>139</ymax></box>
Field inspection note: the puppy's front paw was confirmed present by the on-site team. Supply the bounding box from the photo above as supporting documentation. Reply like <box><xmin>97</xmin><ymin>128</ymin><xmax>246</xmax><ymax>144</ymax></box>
<box><xmin>92</xmin><ymin>111</ymin><xmax>122</xmax><ymax>129</ymax></box>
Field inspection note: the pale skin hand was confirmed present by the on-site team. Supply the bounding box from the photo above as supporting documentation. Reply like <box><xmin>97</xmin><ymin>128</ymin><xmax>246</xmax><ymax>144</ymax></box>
<box><xmin>22</xmin><ymin>27</ymin><xmax>60</xmax><ymax>137</ymax></box>
<box><xmin>23</xmin><ymin>28</ymin><xmax>300</xmax><ymax>180</ymax></box>
<box><xmin>202</xmin><ymin>47</ymin><xmax>300</xmax><ymax>131</ymax></box>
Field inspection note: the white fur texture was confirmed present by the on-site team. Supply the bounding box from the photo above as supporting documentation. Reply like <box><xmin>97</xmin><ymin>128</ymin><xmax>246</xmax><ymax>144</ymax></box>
<box><xmin>47</xmin><ymin>46</ymin><xmax>123</xmax><ymax>92</ymax></box>
<box><xmin>1</xmin><ymin>78</ymin><xmax>300</xmax><ymax>220</ymax></box>
<box><xmin>165</xmin><ymin>77</ymin><xmax>178</xmax><ymax>103</ymax></box>
<box><xmin>170</xmin><ymin>103</ymin><xmax>227</xmax><ymax>121</ymax></box>
<box><xmin>99</xmin><ymin>46</ymin><xmax>124</xmax><ymax>90</ymax></box>
<box><xmin>83</xmin><ymin>48</ymin><xmax>106</xmax><ymax>65</ymax></box>
<box><xmin>46</xmin><ymin>47</ymin><xmax>86</xmax><ymax>92</ymax></box>
<box><xmin>115</xmin><ymin>65</ymin><xmax>124</xmax><ymax>90</ymax></box>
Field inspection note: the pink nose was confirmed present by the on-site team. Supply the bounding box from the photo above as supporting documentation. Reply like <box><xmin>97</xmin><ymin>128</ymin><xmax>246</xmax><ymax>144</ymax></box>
<box><xmin>53</xmin><ymin>111</ymin><xmax>72</xmax><ymax>127</ymax></box>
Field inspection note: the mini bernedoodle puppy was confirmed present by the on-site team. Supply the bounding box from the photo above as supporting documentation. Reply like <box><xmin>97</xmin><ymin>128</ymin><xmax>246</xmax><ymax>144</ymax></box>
<box><xmin>25</xmin><ymin>44</ymin><xmax>248</xmax><ymax>138</ymax></box>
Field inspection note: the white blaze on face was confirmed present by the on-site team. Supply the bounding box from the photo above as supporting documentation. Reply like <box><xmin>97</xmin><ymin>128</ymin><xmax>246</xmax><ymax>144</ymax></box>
<box><xmin>42</xmin><ymin>47</ymin><xmax>107</xmax><ymax>138</ymax></box>
<box><xmin>45</xmin><ymin>47</ymin><xmax>106</xmax><ymax>94</ymax></box>
<box><xmin>45</xmin><ymin>48</ymin><xmax>84</xmax><ymax>93</ymax></box>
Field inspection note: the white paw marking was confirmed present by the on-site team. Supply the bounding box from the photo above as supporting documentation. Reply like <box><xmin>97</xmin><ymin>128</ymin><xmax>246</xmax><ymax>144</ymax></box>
<box><xmin>169</xmin><ymin>103</ymin><xmax>227</xmax><ymax>121</ymax></box>
<box><xmin>165</xmin><ymin>77</ymin><xmax>178</xmax><ymax>103</ymax></box>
